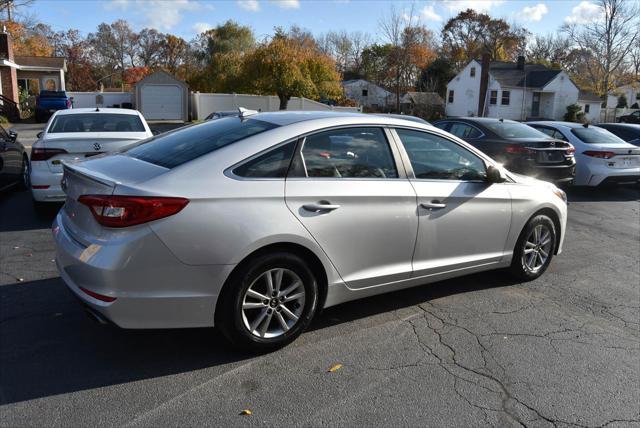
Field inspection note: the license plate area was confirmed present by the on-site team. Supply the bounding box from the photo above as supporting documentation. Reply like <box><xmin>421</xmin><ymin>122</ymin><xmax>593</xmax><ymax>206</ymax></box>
<box><xmin>537</xmin><ymin>150</ymin><xmax>565</xmax><ymax>163</ymax></box>
<box><xmin>609</xmin><ymin>156</ymin><xmax>639</xmax><ymax>168</ymax></box>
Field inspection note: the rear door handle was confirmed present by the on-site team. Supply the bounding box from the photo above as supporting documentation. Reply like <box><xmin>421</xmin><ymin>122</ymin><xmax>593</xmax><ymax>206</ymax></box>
<box><xmin>302</xmin><ymin>202</ymin><xmax>341</xmax><ymax>212</ymax></box>
<box><xmin>420</xmin><ymin>201</ymin><xmax>446</xmax><ymax>209</ymax></box>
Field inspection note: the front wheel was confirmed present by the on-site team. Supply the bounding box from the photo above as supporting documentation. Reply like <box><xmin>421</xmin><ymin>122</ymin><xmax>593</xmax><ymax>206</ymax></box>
<box><xmin>216</xmin><ymin>252</ymin><xmax>318</xmax><ymax>352</ymax></box>
<box><xmin>17</xmin><ymin>156</ymin><xmax>30</xmax><ymax>190</ymax></box>
<box><xmin>510</xmin><ymin>215</ymin><xmax>556</xmax><ymax>281</ymax></box>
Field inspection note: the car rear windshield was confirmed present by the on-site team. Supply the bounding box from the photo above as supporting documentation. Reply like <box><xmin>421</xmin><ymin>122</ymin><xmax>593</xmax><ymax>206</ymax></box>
<box><xmin>49</xmin><ymin>114</ymin><xmax>146</xmax><ymax>133</ymax></box>
<box><xmin>126</xmin><ymin>117</ymin><xmax>278</xmax><ymax>169</ymax></box>
<box><xmin>571</xmin><ymin>127</ymin><xmax>627</xmax><ymax>144</ymax></box>
<box><xmin>484</xmin><ymin>121</ymin><xmax>549</xmax><ymax>139</ymax></box>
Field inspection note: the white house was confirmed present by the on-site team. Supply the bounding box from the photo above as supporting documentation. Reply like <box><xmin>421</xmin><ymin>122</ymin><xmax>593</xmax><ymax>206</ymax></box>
<box><xmin>607</xmin><ymin>81</ymin><xmax>640</xmax><ymax>108</ymax></box>
<box><xmin>577</xmin><ymin>90</ymin><xmax>603</xmax><ymax>123</ymax></box>
<box><xmin>445</xmin><ymin>58</ymin><xmax>599</xmax><ymax>121</ymax></box>
<box><xmin>342</xmin><ymin>79</ymin><xmax>393</xmax><ymax>109</ymax></box>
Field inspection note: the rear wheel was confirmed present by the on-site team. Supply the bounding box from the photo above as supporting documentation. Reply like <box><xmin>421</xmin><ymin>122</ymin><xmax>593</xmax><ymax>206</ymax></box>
<box><xmin>17</xmin><ymin>156</ymin><xmax>30</xmax><ymax>190</ymax></box>
<box><xmin>216</xmin><ymin>252</ymin><xmax>318</xmax><ymax>352</ymax></box>
<box><xmin>510</xmin><ymin>215</ymin><xmax>556</xmax><ymax>281</ymax></box>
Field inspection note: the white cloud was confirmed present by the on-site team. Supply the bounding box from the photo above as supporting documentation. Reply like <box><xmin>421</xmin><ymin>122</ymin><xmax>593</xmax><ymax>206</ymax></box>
<box><xmin>142</xmin><ymin>0</ymin><xmax>200</xmax><ymax>31</ymax></box>
<box><xmin>238</xmin><ymin>0</ymin><xmax>260</xmax><ymax>11</ymax></box>
<box><xmin>402</xmin><ymin>12</ymin><xmax>421</xmax><ymax>23</ymax></box>
<box><xmin>521</xmin><ymin>3</ymin><xmax>548</xmax><ymax>22</ymax></box>
<box><xmin>192</xmin><ymin>22</ymin><xmax>211</xmax><ymax>34</ymax></box>
<box><xmin>442</xmin><ymin>0</ymin><xmax>505</xmax><ymax>13</ymax></box>
<box><xmin>270</xmin><ymin>0</ymin><xmax>300</xmax><ymax>9</ymax></box>
<box><xmin>421</xmin><ymin>4</ymin><xmax>442</xmax><ymax>22</ymax></box>
<box><xmin>564</xmin><ymin>1</ymin><xmax>603</xmax><ymax>24</ymax></box>
<box><xmin>105</xmin><ymin>0</ymin><xmax>130</xmax><ymax>11</ymax></box>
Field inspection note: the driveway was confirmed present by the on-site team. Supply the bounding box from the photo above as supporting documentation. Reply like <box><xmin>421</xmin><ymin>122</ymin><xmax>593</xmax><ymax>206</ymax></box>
<box><xmin>6</xmin><ymin>121</ymin><xmax>45</xmax><ymax>151</ymax></box>
<box><xmin>0</xmin><ymin>187</ymin><xmax>638</xmax><ymax>427</ymax></box>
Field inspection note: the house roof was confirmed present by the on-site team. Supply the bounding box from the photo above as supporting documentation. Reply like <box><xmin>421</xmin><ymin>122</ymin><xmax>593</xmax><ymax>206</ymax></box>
<box><xmin>488</xmin><ymin>61</ymin><xmax>561</xmax><ymax>89</ymax></box>
<box><xmin>578</xmin><ymin>90</ymin><xmax>602</xmax><ymax>102</ymax></box>
<box><xmin>404</xmin><ymin>91</ymin><xmax>444</xmax><ymax>106</ymax></box>
<box><xmin>14</xmin><ymin>56</ymin><xmax>65</xmax><ymax>70</ymax></box>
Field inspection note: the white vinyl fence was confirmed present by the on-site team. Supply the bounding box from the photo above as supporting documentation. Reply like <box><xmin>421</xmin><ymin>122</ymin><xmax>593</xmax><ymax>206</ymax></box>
<box><xmin>68</xmin><ymin>92</ymin><xmax>134</xmax><ymax>109</ymax></box>
<box><xmin>191</xmin><ymin>93</ymin><xmax>361</xmax><ymax>120</ymax></box>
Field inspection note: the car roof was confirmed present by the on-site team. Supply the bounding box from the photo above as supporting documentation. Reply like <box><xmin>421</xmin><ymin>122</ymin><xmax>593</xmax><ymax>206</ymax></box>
<box><xmin>247</xmin><ymin>110</ymin><xmax>440</xmax><ymax>129</ymax></box>
<box><xmin>526</xmin><ymin>121</ymin><xmax>589</xmax><ymax>129</ymax></box>
<box><xmin>55</xmin><ymin>108</ymin><xmax>141</xmax><ymax>116</ymax></box>
<box><xmin>597</xmin><ymin>123</ymin><xmax>640</xmax><ymax>129</ymax></box>
<box><xmin>437</xmin><ymin>117</ymin><xmax>520</xmax><ymax>124</ymax></box>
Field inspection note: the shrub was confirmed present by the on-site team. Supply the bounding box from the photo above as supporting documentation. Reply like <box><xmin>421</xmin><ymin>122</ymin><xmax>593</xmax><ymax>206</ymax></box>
<box><xmin>563</xmin><ymin>104</ymin><xmax>585</xmax><ymax>122</ymax></box>
<box><xmin>616</xmin><ymin>94</ymin><xmax>628</xmax><ymax>108</ymax></box>
<box><xmin>0</xmin><ymin>115</ymin><xmax>8</xmax><ymax>125</ymax></box>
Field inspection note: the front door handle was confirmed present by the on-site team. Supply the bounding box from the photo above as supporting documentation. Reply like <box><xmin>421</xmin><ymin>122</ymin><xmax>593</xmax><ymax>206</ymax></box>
<box><xmin>421</xmin><ymin>201</ymin><xmax>446</xmax><ymax>209</ymax></box>
<box><xmin>302</xmin><ymin>202</ymin><xmax>341</xmax><ymax>212</ymax></box>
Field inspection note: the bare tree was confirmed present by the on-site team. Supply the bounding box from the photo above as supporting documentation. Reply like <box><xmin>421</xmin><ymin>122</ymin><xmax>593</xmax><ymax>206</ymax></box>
<box><xmin>0</xmin><ymin>0</ymin><xmax>34</xmax><ymax>21</ymax></box>
<box><xmin>137</xmin><ymin>28</ymin><xmax>163</xmax><ymax>68</ymax></box>
<box><xmin>379</xmin><ymin>5</ymin><xmax>407</xmax><ymax>111</ymax></box>
<box><xmin>562</xmin><ymin>0</ymin><xmax>639</xmax><ymax>95</ymax></box>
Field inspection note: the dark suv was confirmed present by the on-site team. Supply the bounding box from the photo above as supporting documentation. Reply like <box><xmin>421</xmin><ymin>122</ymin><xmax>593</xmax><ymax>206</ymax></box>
<box><xmin>433</xmin><ymin>118</ymin><xmax>576</xmax><ymax>184</ymax></box>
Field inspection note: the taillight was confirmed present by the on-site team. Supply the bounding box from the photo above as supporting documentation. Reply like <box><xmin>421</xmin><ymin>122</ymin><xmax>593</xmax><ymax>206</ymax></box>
<box><xmin>566</xmin><ymin>145</ymin><xmax>576</xmax><ymax>155</ymax></box>
<box><xmin>31</xmin><ymin>148</ymin><xmax>67</xmax><ymax>161</ymax></box>
<box><xmin>583</xmin><ymin>151</ymin><xmax>616</xmax><ymax>159</ymax></box>
<box><xmin>66</xmin><ymin>99</ymin><xmax>72</xmax><ymax>108</ymax></box>
<box><xmin>79</xmin><ymin>286</ymin><xmax>116</xmax><ymax>303</ymax></box>
<box><xmin>78</xmin><ymin>195</ymin><xmax>189</xmax><ymax>228</ymax></box>
<box><xmin>504</xmin><ymin>145</ymin><xmax>534</xmax><ymax>155</ymax></box>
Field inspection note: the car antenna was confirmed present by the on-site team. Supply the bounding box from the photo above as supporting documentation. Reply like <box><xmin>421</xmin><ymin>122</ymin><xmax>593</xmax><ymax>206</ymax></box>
<box><xmin>499</xmin><ymin>117</ymin><xmax>504</xmax><ymax>122</ymax></box>
<box><xmin>583</xmin><ymin>122</ymin><xmax>589</xmax><ymax>128</ymax></box>
<box><xmin>95</xmin><ymin>107</ymin><xmax>100</xmax><ymax>112</ymax></box>
<box><xmin>238</xmin><ymin>107</ymin><xmax>258</xmax><ymax>119</ymax></box>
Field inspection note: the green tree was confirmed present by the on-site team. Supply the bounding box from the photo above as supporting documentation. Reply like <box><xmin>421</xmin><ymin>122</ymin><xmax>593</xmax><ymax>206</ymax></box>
<box><xmin>617</xmin><ymin>94</ymin><xmax>628</xmax><ymax>108</ymax></box>
<box><xmin>417</xmin><ymin>58</ymin><xmax>455</xmax><ymax>98</ymax></box>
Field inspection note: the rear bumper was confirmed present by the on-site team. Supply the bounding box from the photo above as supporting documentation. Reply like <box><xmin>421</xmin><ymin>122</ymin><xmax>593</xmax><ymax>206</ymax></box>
<box><xmin>53</xmin><ymin>211</ymin><xmax>235</xmax><ymax>329</ymax></box>
<box><xmin>30</xmin><ymin>169</ymin><xmax>65</xmax><ymax>202</ymax></box>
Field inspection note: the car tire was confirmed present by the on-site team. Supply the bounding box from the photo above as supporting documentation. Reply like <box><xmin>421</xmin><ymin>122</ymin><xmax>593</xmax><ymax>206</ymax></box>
<box><xmin>17</xmin><ymin>156</ymin><xmax>30</xmax><ymax>190</ymax></box>
<box><xmin>510</xmin><ymin>215</ymin><xmax>556</xmax><ymax>281</ymax></box>
<box><xmin>216</xmin><ymin>252</ymin><xmax>318</xmax><ymax>352</ymax></box>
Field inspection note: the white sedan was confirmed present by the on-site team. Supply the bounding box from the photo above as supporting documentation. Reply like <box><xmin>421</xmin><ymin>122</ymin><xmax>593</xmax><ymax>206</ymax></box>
<box><xmin>30</xmin><ymin>108</ymin><xmax>153</xmax><ymax>209</ymax></box>
<box><xmin>527</xmin><ymin>121</ymin><xmax>640</xmax><ymax>186</ymax></box>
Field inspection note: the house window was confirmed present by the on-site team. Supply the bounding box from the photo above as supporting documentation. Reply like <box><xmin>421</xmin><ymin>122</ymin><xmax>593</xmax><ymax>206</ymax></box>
<box><xmin>584</xmin><ymin>104</ymin><xmax>590</xmax><ymax>113</ymax></box>
<box><xmin>501</xmin><ymin>91</ymin><xmax>510</xmax><ymax>105</ymax></box>
<box><xmin>470</xmin><ymin>67</ymin><xmax>476</xmax><ymax>77</ymax></box>
<box><xmin>448</xmin><ymin>90</ymin><xmax>454</xmax><ymax>103</ymax></box>
<box><xmin>362</xmin><ymin>89</ymin><xmax>368</xmax><ymax>97</ymax></box>
<box><xmin>489</xmin><ymin>90</ymin><xmax>497</xmax><ymax>105</ymax></box>
<box><xmin>17</xmin><ymin>78</ymin><xmax>40</xmax><ymax>95</ymax></box>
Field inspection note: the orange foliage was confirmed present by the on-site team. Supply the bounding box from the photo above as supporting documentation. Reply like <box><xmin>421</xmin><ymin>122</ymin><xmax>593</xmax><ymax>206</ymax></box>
<box><xmin>0</xmin><ymin>21</ymin><xmax>53</xmax><ymax>57</ymax></box>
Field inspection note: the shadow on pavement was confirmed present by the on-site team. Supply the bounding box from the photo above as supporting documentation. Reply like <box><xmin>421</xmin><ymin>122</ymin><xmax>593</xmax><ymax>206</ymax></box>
<box><xmin>0</xmin><ymin>268</ymin><xmax>520</xmax><ymax>405</ymax></box>
<box><xmin>567</xmin><ymin>185</ymin><xmax>639</xmax><ymax>203</ymax></box>
<box><xmin>0</xmin><ymin>190</ymin><xmax>61</xmax><ymax>232</ymax></box>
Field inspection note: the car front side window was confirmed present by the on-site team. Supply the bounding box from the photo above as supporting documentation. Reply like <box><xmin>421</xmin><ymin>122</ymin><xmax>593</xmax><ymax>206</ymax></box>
<box><xmin>396</xmin><ymin>128</ymin><xmax>487</xmax><ymax>181</ymax></box>
<box><xmin>293</xmin><ymin>127</ymin><xmax>398</xmax><ymax>179</ymax></box>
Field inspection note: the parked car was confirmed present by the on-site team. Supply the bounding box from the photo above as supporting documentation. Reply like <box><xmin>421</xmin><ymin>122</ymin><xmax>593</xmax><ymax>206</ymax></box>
<box><xmin>527</xmin><ymin>121</ymin><xmax>640</xmax><ymax>186</ymax></box>
<box><xmin>617</xmin><ymin>111</ymin><xmax>640</xmax><ymax>124</ymax></box>
<box><xmin>53</xmin><ymin>111</ymin><xmax>568</xmax><ymax>352</ymax></box>
<box><xmin>205</xmin><ymin>111</ymin><xmax>240</xmax><ymax>121</ymax></box>
<box><xmin>35</xmin><ymin>90</ymin><xmax>72</xmax><ymax>123</ymax></box>
<box><xmin>30</xmin><ymin>108</ymin><xmax>153</xmax><ymax>209</ymax></box>
<box><xmin>595</xmin><ymin>123</ymin><xmax>640</xmax><ymax>146</ymax></box>
<box><xmin>433</xmin><ymin>118</ymin><xmax>576</xmax><ymax>185</ymax></box>
<box><xmin>0</xmin><ymin>125</ymin><xmax>29</xmax><ymax>192</ymax></box>
<box><xmin>374</xmin><ymin>114</ymin><xmax>430</xmax><ymax>125</ymax></box>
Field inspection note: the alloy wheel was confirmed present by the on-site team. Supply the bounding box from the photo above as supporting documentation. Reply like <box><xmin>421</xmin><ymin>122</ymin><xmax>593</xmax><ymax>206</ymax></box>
<box><xmin>241</xmin><ymin>268</ymin><xmax>306</xmax><ymax>339</ymax></box>
<box><xmin>521</xmin><ymin>224</ymin><xmax>552</xmax><ymax>273</ymax></box>
<box><xmin>22</xmin><ymin>158</ymin><xmax>30</xmax><ymax>188</ymax></box>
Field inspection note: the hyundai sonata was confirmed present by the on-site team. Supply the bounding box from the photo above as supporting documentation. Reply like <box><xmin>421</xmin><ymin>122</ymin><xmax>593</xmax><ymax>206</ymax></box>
<box><xmin>53</xmin><ymin>111</ymin><xmax>567</xmax><ymax>351</ymax></box>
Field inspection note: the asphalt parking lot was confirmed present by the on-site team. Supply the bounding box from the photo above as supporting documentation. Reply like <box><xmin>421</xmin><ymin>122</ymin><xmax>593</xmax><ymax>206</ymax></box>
<box><xmin>0</xmin><ymin>183</ymin><xmax>639</xmax><ymax>427</ymax></box>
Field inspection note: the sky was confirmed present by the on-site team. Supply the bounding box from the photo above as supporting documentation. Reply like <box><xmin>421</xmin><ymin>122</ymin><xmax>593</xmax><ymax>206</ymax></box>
<box><xmin>21</xmin><ymin>0</ymin><xmax>609</xmax><ymax>41</ymax></box>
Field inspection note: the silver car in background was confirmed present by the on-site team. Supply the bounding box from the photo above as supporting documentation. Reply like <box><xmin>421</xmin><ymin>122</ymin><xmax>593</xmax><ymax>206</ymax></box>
<box><xmin>53</xmin><ymin>111</ymin><xmax>568</xmax><ymax>351</ymax></box>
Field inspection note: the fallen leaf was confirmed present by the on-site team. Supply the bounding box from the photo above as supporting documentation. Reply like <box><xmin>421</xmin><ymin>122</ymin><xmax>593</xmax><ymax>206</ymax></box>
<box><xmin>239</xmin><ymin>409</ymin><xmax>252</xmax><ymax>416</ymax></box>
<box><xmin>328</xmin><ymin>363</ymin><xmax>343</xmax><ymax>373</ymax></box>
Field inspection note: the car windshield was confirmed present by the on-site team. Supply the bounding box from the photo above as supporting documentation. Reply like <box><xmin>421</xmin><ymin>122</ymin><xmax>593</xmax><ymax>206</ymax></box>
<box><xmin>126</xmin><ymin>117</ymin><xmax>278</xmax><ymax>169</ymax></box>
<box><xmin>571</xmin><ymin>127</ymin><xmax>628</xmax><ymax>144</ymax></box>
<box><xmin>49</xmin><ymin>113</ymin><xmax>146</xmax><ymax>133</ymax></box>
<box><xmin>484</xmin><ymin>121</ymin><xmax>549</xmax><ymax>139</ymax></box>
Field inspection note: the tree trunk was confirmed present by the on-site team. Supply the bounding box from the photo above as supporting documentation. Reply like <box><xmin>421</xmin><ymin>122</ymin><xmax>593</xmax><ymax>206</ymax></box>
<box><xmin>279</xmin><ymin>94</ymin><xmax>289</xmax><ymax>110</ymax></box>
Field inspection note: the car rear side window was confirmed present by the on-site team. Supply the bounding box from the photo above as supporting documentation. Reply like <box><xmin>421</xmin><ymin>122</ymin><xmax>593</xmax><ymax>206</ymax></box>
<box><xmin>127</xmin><ymin>117</ymin><xmax>278</xmax><ymax>169</ymax></box>
<box><xmin>448</xmin><ymin>122</ymin><xmax>482</xmax><ymax>139</ymax></box>
<box><xmin>571</xmin><ymin>127</ymin><xmax>627</xmax><ymax>144</ymax></box>
<box><xmin>232</xmin><ymin>141</ymin><xmax>296</xmax><ymax>178</ymax></box>
<box><xmin>294</xmin><ymin>127</ymin><xmax>398</xmax><ymax>179</ymax></box>
<box><xmin>48</xmin><ymin>114</ymin><xmax>146</xmax><ymax>133</ymax></box>
<box><xmin>396</xmin><ymin>129</ymin><xmax>486</xmax><ymax>181</ymax></box>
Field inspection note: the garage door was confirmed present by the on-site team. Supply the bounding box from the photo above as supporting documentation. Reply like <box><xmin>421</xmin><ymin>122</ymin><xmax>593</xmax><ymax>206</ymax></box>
<box><xmin>141</xmin><ymin>84</ymin><xmax>183</xmax><ymax>120</ymax></box>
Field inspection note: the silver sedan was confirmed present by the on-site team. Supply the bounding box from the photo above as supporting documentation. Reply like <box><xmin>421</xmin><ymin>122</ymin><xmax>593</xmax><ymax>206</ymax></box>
<box><xmin>53</xmin><ymin>111</ymin><xmax>568</xmax><ymax>351</ymax></box>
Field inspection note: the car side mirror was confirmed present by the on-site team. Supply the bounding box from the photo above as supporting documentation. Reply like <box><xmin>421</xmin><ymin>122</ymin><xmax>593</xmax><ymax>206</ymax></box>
<box><xmin>37</xmin><ymin>131</ymin><xmax>43</xmax><ymax>139</ymax></box>
<box><xmin>486</xmin><ymin>165</ymin><xmax>506</xmax><ymax>184</ymax></box>
<box><xmin>8</xmin><ymin>130</ymin><xmax>17</xmax><ymax>141</ymax></box>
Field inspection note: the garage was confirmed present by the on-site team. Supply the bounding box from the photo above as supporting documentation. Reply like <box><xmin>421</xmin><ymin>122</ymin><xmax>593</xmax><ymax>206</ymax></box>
<box><xmin>134</xmin><ymin>70</ymin><xmax>189</xmax><ymax>122</ymax></box>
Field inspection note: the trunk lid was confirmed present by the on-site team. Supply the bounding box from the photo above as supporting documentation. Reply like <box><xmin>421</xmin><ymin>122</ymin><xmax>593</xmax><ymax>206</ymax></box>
<box><xmin>510</xmin><ymin>138</ymin><xmax>573</xmax><ymax>164</ymax></box>
<box><xmin>43</xmin><ymin>133</ymin><xmax>147</xmax><ymax>172</ymax></box>
<box><xmin>61</xmin><ymin>155</ymin><xmax>169</xmax><ymax>243</ymax></box>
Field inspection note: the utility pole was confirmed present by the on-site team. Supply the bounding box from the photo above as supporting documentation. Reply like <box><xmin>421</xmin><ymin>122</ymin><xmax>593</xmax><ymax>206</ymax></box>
<box><xmin>6</xmin><ymin>0</ymin><xmax>13</xmax><ymax>21</ymax></box>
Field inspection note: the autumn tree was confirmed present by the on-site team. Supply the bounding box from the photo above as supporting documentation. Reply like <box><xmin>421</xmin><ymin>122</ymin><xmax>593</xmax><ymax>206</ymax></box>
<box><xmin>88</xmin><ymin>20</ymin><xmax>138</xmax><ymax>87</ymax></box>
<box><xmin>0</xmin><ymin>20</ymin><xmax>52</xmax><ymax>56</ymax></box>
<box><xmin>137</xmin><ymin>28</ymin><xmax>163</xmax><ymax>68</ymax></box>
<box><xmin>242</xmin><ymin>34</ymin><xmax>341</xmax><ymax>109</ymax></box>
<box><xmin>441</xmin><ymin>9</ymin><xmax>528</xmax><ymax>71</ymax></box>
<box><xmin>562</xmin><ymin>0</ymin><xmax>639</xmax><ymax>95</ymax></box>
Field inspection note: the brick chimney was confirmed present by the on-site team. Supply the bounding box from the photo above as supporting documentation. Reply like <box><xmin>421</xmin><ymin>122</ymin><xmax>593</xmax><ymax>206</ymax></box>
<box><xmin>0</xmin><ymin>28</ymin><xmax>19</xmax><ymax>104</ymax></box>
<box><xmin>477</xmin><ymin>53</ymin><xmax>490</xmax><ymax>117</ymax></box>
<box><xmin>517</xmin><ymin>55</ymin><xmax>525</xmax><ymax>70</ymax></box>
